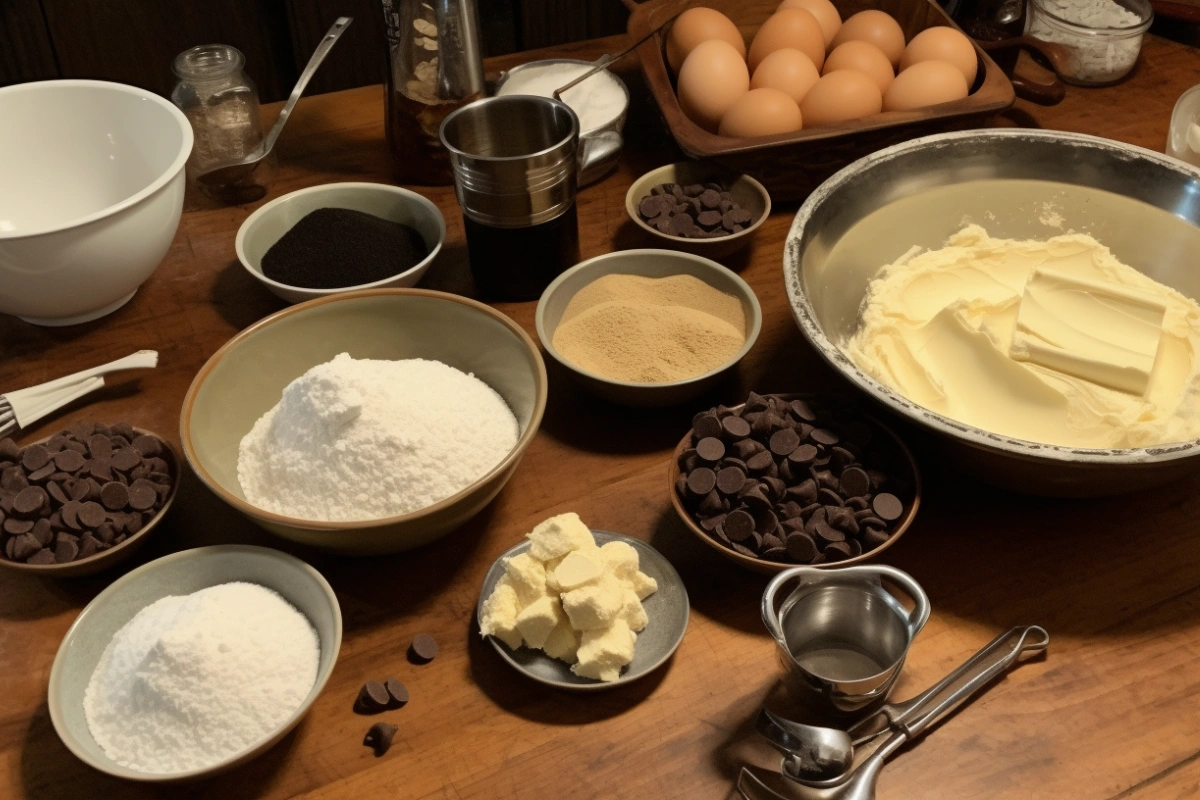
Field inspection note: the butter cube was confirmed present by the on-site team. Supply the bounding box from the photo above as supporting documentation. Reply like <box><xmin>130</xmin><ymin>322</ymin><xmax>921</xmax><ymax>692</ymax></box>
<box><xmin>598</xmin><ymin>540</ymin><xmax>640</xmax><ymax>579</ymax></box>
<box><xmin>627</xmin><ymin>570</ymin><xmax>658</xmax><ymax>601</ymax></box>
<box><xmin>617</xmin><ymin>588</ymin><xmax>649</xmax><ymax>633</ymax></box>
<box><xmin>553</xmin><ymin>549</ymin><xmax>603</xmax><ymax>591</ymax></box>
<box><xmin>503</xmin><ymin>552</ymin><xmax>547</xmax><ymax>607</ymax></box>
<box><xmin>526</xmin><ymin>512</ymin><xmax>596</xmax><ymax>562</ymax></box>
<box><xmin>572</xmin><ymin>619</ymin><xmax>637</xmax><ymax>682</ymax></box>
<box><xmin>561</xmin><ymin>576</ymin><xmax>626</xmax><ymax>630</ymax></box>
<box><xmin>515</xmin><ymin>596</ymin><xmax>565</xmax><ymax>649</ymax></box>
<box><xmin>479</xmin><ymin>578</ymin><xmax>524</xmax><ymax>650</ymax></box>
<box><xmin>543</xmin><ymin>617</ymin><xmax>582</xmax><ymax>664</ymax></box>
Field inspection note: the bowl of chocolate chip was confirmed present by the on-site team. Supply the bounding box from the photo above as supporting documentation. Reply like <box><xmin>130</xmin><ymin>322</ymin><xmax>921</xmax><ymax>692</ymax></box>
<box><xmin>625</xmin><ymin>162</ymin><xmax>770</xmax><ymax>260</ymax></box>
<box><xmin>669</xmin><ymin>393</ymin><xmax>920</xmax><ymax>574</ymax></box>
<box><xmin>0</xmin><ymin>422</ymin><xmax>179</xmax><ymax>577</ymax></box>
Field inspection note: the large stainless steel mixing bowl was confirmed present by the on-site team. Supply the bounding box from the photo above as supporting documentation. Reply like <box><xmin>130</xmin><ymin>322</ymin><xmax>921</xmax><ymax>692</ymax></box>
<box><xmin>783</xmin><ymin>129</ymin><xmax>1200</xmax><ymax>497</ymax></box>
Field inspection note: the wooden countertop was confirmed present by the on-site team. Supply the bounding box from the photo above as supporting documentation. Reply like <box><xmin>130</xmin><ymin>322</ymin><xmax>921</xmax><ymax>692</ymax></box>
<box><xmin>4</xmin><ymin>32</ymin><xmax>1200</xmax><ymax>800</ymax></box>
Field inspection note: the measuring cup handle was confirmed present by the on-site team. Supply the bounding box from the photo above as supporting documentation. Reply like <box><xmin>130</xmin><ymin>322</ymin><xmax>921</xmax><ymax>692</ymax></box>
<box><xmin>873</xmin><ymin>565</ymin><xmax>931</xmax><ymax>640</ymax></box>
<box><xmin>761</xmin><ymin>567</ymin><xmax>817</xmax><ymax>644</ymax></box>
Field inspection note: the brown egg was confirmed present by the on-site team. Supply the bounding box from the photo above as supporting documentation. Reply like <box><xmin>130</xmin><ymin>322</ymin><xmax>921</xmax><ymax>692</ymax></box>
<box><xmin>823</xmin><ymin>40</ymin><xmax>895</xmax><ymax>95</ymax></box>
<box><xmin>719</xmin><ymin>88</ymin><xmax>803</xmax><ymax>138</ymax></box>
<box><xmin>899</xmin><ymin>26</ymin><xmax>978</xmax><ymax>86</ymax></box>
<box><xmin>748</xmin><ymin>9</ymin><xmax>826</xmax><ymax>73</ymax></box>
<box><xmin>830</xmin><ymin>10</ymin><xmax>906</xmax><ymax>68</ymax></box>
<box><xmin>883</xmin><ymin>59</ymin><xmax>969</xmax><ymax>111</ymax></box>
<box><xmin>800</xmin><ymin>69</ymin><xmax>882</xmax><ymax>127</ymax></box>
<box><xmin>677</xmin><ymin>39</ymin><xmax>751</xmax><ymax>132</ymax></box>
<box><xmin>666</xmin><ymin>8</ymin><xmax>746</xmax><ymax>74</ymax></box>
<box><xmin>777</xmin><ymin>0</ymin><xmax>841</xmax><ymax>46</ymax></box>
<box><xmin>751</xmin><ymin>48</ymin><xmax>820</xmax><ymax>105</ymax></box>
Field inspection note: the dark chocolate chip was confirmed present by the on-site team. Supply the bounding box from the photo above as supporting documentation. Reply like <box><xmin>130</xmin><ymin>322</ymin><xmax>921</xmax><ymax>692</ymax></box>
<box><xmin>78</xmin><ymin>501</ymin><xmax>106</xmax><ymax>529</ymax></box>
<box><xmin>386</xmin><ymin>677</ymin><xmax>409</xmax><ymax>706</ymax></box>
<box><xmin>410</xmin><ymin>633</ymin><xmax>438</xmax><ymax>663</ymax></box>
<box><xmin>700</xmin><ymin>513</ymin><xmax>726</xmax><ymax>532</ymax></box>
<box><xmin>128</xmin><ymin>479</ymin><xmax>158</xmax><ymax>511</ymax></box>
<box><xmin>746</xmin><ymin>450</ymin><xmax>774</xmax><ymax>474</ymax></box>
<box><xmin>813</xmin><ymin>521</ymin><xmax>845</xmax><ymax>545</ymax></box>
<box><xmin>786</xmin><ymin>532</ymin><xmax>818</xmax><ymax>562</ymax></box>
<box><xmin>356</xmin><ymin>680</ymin><xmax>390</xmax><ymax>713</ymax></box>
<box><xmin>13</xmin><ymin>486</ymin><xmax>47</xmax><ymax>516</ymax></box>
<box><xmin>720</xmin><ymin>416</ymin><xmax>751</xmax><ymax>441</ymax></box>
<box><xmin>77</xmin><ymin>534</ymin><xmax>99</xmax><ymax>559</ymax></box>
<box><xmin>100</xmin><ymin>481</ymin><xmax>129</xmax><ymax>511</ymax></box>
<box><xmin>840</xmin><ymin>467</ymin><xmax>871</xmax><ymax>497</ymax></box>
<box><xmin>111</xmin><ymin>448</ymin><xmax>142</xmax><ymax>472</ymax></box>
<box><xmin>87</xmin><ymin>434</ymin><xmax>113</xmax><ymax>460</ymax></box>
<box><xmin>4</xmin><ymin>517</ymin><xmax>33</xmax><ymax>535</ymax></box>
<box><xmin>810</xmin><ymin>428</ymin><xmax>840</xmax><ymax>446</ymax></box>
<box><xmin>686</xmin><ymin>468</ymin><xmax>717</xmax><ymax>497</ymax></box>
<box><xmin>824</xmin><ymin>541</ymin><xmax>853</xmax><ymax>561</ymax></box>
<box><xmin>11</xmin><ymin>532</ymin><xmax>41</xmax><ymax>560</ymax></box>
<box><xmin>54</xmin><ymin>532</ymin><xmax>79</xmax><ymax>563</ymax></box>
<box><xmin>132</xmin><ymin>435</ymin><xmax>162</xmax><ymax>458</ymax></box>
<box><xmin>818</xmin><ymin>488</ymin><xmax>844</xmax><ymax>507</ymax></box>
<box><xmin>46</xmin><ymin>481</ymin><xmax>68</xmax><ymax>506</ymax></box>
<box><xmin>730</xmin><ymin>542</ymin><xmax>757</xmax><ymax>558</ymax></box>
<box><xmin>21</xmin><ymin>445</ymin><xmax>51</xmax><ymax>472</ymax></box>
<box><xmin>697</xmin><ymin>489</ymin><xmax>723</xmax><ymax>516</ymax></box>
<box><xmin>27</xmin><ymin>463</ymin><xmax>55</xmax><ymax>482</ymax></box>
<box><xmin>762</xmin><ymin>547</ymin><xmax>789</xmax><ymax>562</ymax></box>
<box><xmin>724</xmin><ymin>509</ymin><xmax>755</xmax><ymax>542</ymax></box>
<box><xmin>0</xmin><ymin>439</ymin><xmax>19</xmax><ymax>460</ymax></box>
<box><xmin>715</xmin><ymin>466</ymin><xmax>746</xmax><ymax>496</ymax></box>
<box><xmin>27</xmin><ymin>548</ymin><xmax>56</xmax><ymax>565</ymax></box>
<box><xmin>363</xmin><ymin>722</ymin><xmax>398</xmax><ymax>756</ymax></box>
<box><xmin>769</xmin><ymin>428</ymin><xmax>801</xmax><ymax>457</ymax></box>
<box><xmin>789</xmin><ymin>400</ymin><xmax>817</xmax><ymax>422</ymax></box>
<box><xmin>863</xmin><ymin>528</ymin><xmax>891</xmax><ymax>548</ymax></box>
<box><xmin>788</xmin><ymin>444</ymin><xmax>818</xmax><ymax>466</ymax></box>
<box><xmin>872</xmin><ymin>493</ymin><xmax>904</xmax><ymax>521</ymax></box>
<box><xmin>0</xmin><ymin>467</ymin><xmax>27</xmax><ymax>493</ymax></box>
<box><xmin>695</xmin><ymin>437</ymin><xmax>726</xmax><ymax>463</ymax></box>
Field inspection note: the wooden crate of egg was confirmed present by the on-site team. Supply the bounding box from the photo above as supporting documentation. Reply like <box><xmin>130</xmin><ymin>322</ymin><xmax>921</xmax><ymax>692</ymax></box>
<box><xmin>627</xmin><ymin>0</ymin><xmax>1016</xmax><ymax>200</ymax></box>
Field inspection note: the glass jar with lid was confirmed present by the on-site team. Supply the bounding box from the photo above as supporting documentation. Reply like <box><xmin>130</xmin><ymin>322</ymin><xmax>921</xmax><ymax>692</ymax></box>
<box><xmin>171</xmin><ymin>44</ymin><xmax>265</xmax><ymax>180</ymax></box>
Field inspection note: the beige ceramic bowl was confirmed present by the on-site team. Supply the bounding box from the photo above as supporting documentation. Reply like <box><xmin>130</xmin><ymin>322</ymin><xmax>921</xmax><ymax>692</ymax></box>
<box><xmin>536</xmin><ymin>249</ymin><xmax>762</xmax><ymax>407</ymax></box>
<box><xmin>181</xmin><ymin>289</ymin><xmax>547</xmax><ymax>555</ymax></box>
<box><xmin>235</xmin><ymin>182</ymin><xmax>446</xmax><ymax>305</ymax></box>
<box><xmin>48</xmin><ymin>545</ymin><xmax>341</xmax><ymax>782</ymax></box>
<box><xmin>625</xmin><ymin>162</ymin><xmax>771</xmax><ymax>260</ymax></box>
<box><xmin>0</xmin><ymin>427</ymin><xmax>179</xmax><ymax>578</ymax></box>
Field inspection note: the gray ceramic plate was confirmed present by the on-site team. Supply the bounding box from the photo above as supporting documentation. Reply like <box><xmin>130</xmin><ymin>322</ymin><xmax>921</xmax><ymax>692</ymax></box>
<box><xmin>477</xmin><ymin>531</ymin><xmax>688</xmax><ymax>691</ymax></box>
<box><xmin>48</xmin><ymin>545</ymin><xmax>342</xmax><ymax>782</ymax></box>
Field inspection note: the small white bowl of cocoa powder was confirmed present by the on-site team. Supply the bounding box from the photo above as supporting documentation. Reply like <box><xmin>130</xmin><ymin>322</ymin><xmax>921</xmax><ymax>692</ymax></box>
<box><xmin>535</xmin><ymin>249</ymin><xmax>761</xmax><ymax>407</ymax></box>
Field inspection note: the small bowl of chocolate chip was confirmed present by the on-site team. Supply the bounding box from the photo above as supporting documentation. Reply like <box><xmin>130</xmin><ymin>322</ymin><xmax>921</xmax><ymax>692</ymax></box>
<box><xmin>625</xmin><ymin>162</ymin><xmax>770</xmax><ymax>260</ymax></box>
<box><xmin>0</xmin><ymin>421</ymin><xmax>179</xmax><ymax>577</ymax></box>
<box><xmin>669</xmin><ymin>393</ymin><xmax>920</xmax><ymax>574</ymax></box>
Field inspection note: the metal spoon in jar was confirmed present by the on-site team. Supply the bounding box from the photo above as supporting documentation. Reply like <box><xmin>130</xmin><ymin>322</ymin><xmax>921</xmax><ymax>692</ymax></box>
<box><xmin>197</xmin><ymin>17</ymin><xmax>352</xmax><ymax>188</ymax></box>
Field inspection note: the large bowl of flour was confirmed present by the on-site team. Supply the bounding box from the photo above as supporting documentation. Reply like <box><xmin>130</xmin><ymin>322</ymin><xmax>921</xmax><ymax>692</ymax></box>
<box><xmin>181</xmin><ymin>289</ymin><xmax>547</xmax><ymax>554</ymax></box>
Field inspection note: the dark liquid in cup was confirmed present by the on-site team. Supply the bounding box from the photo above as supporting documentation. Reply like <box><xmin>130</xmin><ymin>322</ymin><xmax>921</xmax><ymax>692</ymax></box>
<box><xmin>463</xmin><ymin>204</ymin><xmax>581</xmax><ymax>301</ymax></box>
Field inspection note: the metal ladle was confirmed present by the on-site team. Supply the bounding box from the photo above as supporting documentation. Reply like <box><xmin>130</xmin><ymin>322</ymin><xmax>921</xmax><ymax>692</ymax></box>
<box><xmin>754</xmin><ymin>626</ymin><xmax>1049</xmax><ymax>791</ymax></box>
<box><xmin>197</xmin><ymin>17</ymin><xmax>352</xmax><ymax>187</ymax></box>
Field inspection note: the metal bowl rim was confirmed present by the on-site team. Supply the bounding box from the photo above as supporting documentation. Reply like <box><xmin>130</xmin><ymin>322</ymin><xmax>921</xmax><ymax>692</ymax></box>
<box><xmin>783</xmin><ymin>127</ymin><xmax>1200</xmax><ymax>465</ymax></box>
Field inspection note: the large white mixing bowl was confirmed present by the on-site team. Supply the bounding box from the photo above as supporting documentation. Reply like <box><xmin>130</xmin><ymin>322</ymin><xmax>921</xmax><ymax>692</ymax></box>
<box><xmin>0</xmin><ymin>80</ymin><xmax>193</xmax><ymax>326</ymax></box>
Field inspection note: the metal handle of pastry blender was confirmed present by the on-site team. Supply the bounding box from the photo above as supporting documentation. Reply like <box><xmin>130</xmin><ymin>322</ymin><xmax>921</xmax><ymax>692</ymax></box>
<box><xmin>847</xmin><ymin>625</ymin><xmax>1050</xmax><ymax>748</ymax></box>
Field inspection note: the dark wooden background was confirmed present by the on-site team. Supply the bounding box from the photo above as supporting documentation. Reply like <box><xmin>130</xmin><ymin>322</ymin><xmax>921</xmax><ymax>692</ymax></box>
<box><xmin>0</xmin><ymin>0</ymin><xmax>628</xmax><ymax>102</ymax></box>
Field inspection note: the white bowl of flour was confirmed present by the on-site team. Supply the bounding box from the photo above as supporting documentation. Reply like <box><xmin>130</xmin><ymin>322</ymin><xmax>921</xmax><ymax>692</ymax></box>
<box><xmin>48</xmin><ymin>545</ymin><xmax>341</xmax><ymax>781</ymax></box>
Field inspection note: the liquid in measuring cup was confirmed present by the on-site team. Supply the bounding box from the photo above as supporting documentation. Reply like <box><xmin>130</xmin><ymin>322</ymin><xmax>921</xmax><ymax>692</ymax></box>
<box><xmin>793</xmin><ymin>639</ymin><xmax>888</xmax><ymax>682</ymax></box>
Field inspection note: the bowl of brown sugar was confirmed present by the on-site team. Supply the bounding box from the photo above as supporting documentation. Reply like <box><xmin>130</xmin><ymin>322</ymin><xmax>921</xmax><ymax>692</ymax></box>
<box><xmin>535</xmin><ymin>249</ymin><xmax>761</xmax><ymax>406</ymax></box>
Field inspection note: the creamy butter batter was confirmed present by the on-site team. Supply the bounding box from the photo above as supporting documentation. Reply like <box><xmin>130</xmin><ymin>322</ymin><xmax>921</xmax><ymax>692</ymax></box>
<box><xmin>845</xmin><ymin>225</ymin><xmax>1200</xmax><ymax>448</ymax></box>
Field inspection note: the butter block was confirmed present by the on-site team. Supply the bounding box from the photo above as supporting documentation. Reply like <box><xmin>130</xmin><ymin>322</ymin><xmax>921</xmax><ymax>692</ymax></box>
<box><xmin>627</xmin><ymin>570</ymin><xmax>658</xmax><ymax>601</ymax></box>
<box><xmin>526</xmin><ymin>512</ymin><xmax>597</xmax><ymax>562</ymax></box>
<box><xmin>598</xmin><ymin>540</ymin><xmax>639</xmax><ymax>579</ymax></box>
<box><xmin>1011</xmin><ymin>266</ymin><xmax>1167</xmax><ymax>395</ymax></box>
<box><xmin>561</xmin><ymin>576</ymin><xmax>626</xmax><ymax>630</ymax></box>
<box><xmin>503</xmin><ymin>552</ymin><xmax>548</xmax><ymax>607</ymax></box>
<box><xmin>553</xmin><ymin>549</ymin><xmax>603</xmax><ymax>591</ymax></box>
<box><xmin>543</xmin><ymin>617</ymin><xmax>582</xmax><ymax>664</ymax></box>
<box><xmin>572</xmin><ymin>619</ymin><xmax>637</xmax><ymax>682</ymax></box>
<box><xmin>515</xmin><ymin>596</ymin><xmax>565</xmax><ymax>650</ymax></box>
<box><xmin>617</xmin><ymin>587</ymin><xmax>648</xmax><ymax>632</ymax></box>
<box><xmin>479</xmin><ymin>578</ymin><xmax>524</xmax><ymax>650</ymax></box>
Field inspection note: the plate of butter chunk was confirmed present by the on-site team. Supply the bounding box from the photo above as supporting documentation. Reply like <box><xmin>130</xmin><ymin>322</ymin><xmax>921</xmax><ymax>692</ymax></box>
<box><xmin>477</xmin><ymin>513</ymin><xmax>689</xmax><ymax>690</ymax></box>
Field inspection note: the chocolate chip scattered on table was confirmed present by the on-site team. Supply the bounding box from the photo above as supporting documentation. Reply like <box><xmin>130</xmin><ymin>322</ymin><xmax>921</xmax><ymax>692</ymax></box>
<box><xmin>363</xmin><ymin>722</ymin><xmax>398</xmax><ymax>757</ymax></box>
<box><xmin>0</xmin><ymin>422</ymin><xmax>173</xmax><ymax>565</ymax></box>
<box><xmin>637</xmin><ymin>182</ymin><xmax>755</xmax><ymax>239</ymax></box>
<box><xmin>675</xmin><ymin>393</ymin><xmax>914</xmax><ymax>565</ymax></box>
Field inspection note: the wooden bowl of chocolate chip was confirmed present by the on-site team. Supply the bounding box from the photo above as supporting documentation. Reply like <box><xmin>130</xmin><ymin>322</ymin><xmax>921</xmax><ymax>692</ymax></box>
<box><xmin>0</xmin><ymin>421</ymin><xmax>179</xmax><ymax>577</ymax></box>
<box><xmin>668</xmin><ymin>393</ymin><xmax>920</xmax><ymax>575</ymax></box>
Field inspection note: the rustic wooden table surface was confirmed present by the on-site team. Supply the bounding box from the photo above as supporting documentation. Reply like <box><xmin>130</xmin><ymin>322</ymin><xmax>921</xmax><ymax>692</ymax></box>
<box><xmin>4</xmin><ymin>32</ymin><xmax>1200</xmax><ymax>800</ymax></box>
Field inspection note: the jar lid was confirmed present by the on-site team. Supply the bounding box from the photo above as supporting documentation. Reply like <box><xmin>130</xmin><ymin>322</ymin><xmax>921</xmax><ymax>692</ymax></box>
<box><xmin>173</xmin><ymin>44</ymin><xmax>246</xmax><ymax>82</ymax></box>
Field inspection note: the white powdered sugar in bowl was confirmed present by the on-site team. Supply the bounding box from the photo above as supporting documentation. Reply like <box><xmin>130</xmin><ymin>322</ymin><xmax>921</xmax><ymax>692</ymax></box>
<box><xmin>84</xmin><ymin>582</ymin><xmax>319</xmax><ymax>775</ymax></box>
<box><xmin>237</xmin><ymin>353</ymin><xmax>519</xmax><ymax>522</ymax></box>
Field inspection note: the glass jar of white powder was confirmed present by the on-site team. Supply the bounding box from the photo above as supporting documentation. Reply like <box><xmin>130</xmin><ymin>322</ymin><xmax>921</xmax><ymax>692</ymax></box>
<box><xmin>1026</xmin><ymin>0</ymin><xmax>1152</xmax><ymax>86</ymax></box>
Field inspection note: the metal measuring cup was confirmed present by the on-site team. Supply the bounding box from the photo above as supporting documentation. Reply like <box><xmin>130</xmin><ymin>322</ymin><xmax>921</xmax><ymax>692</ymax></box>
<box><xmin>761</xmin><ymin>565</ymin><xmax>930</xmax><ymax>716</ymax></box>
<box><xmin>441</xmin><ymin>95</ymin><xmax>620</xmax><ymax>299</ymax></box>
